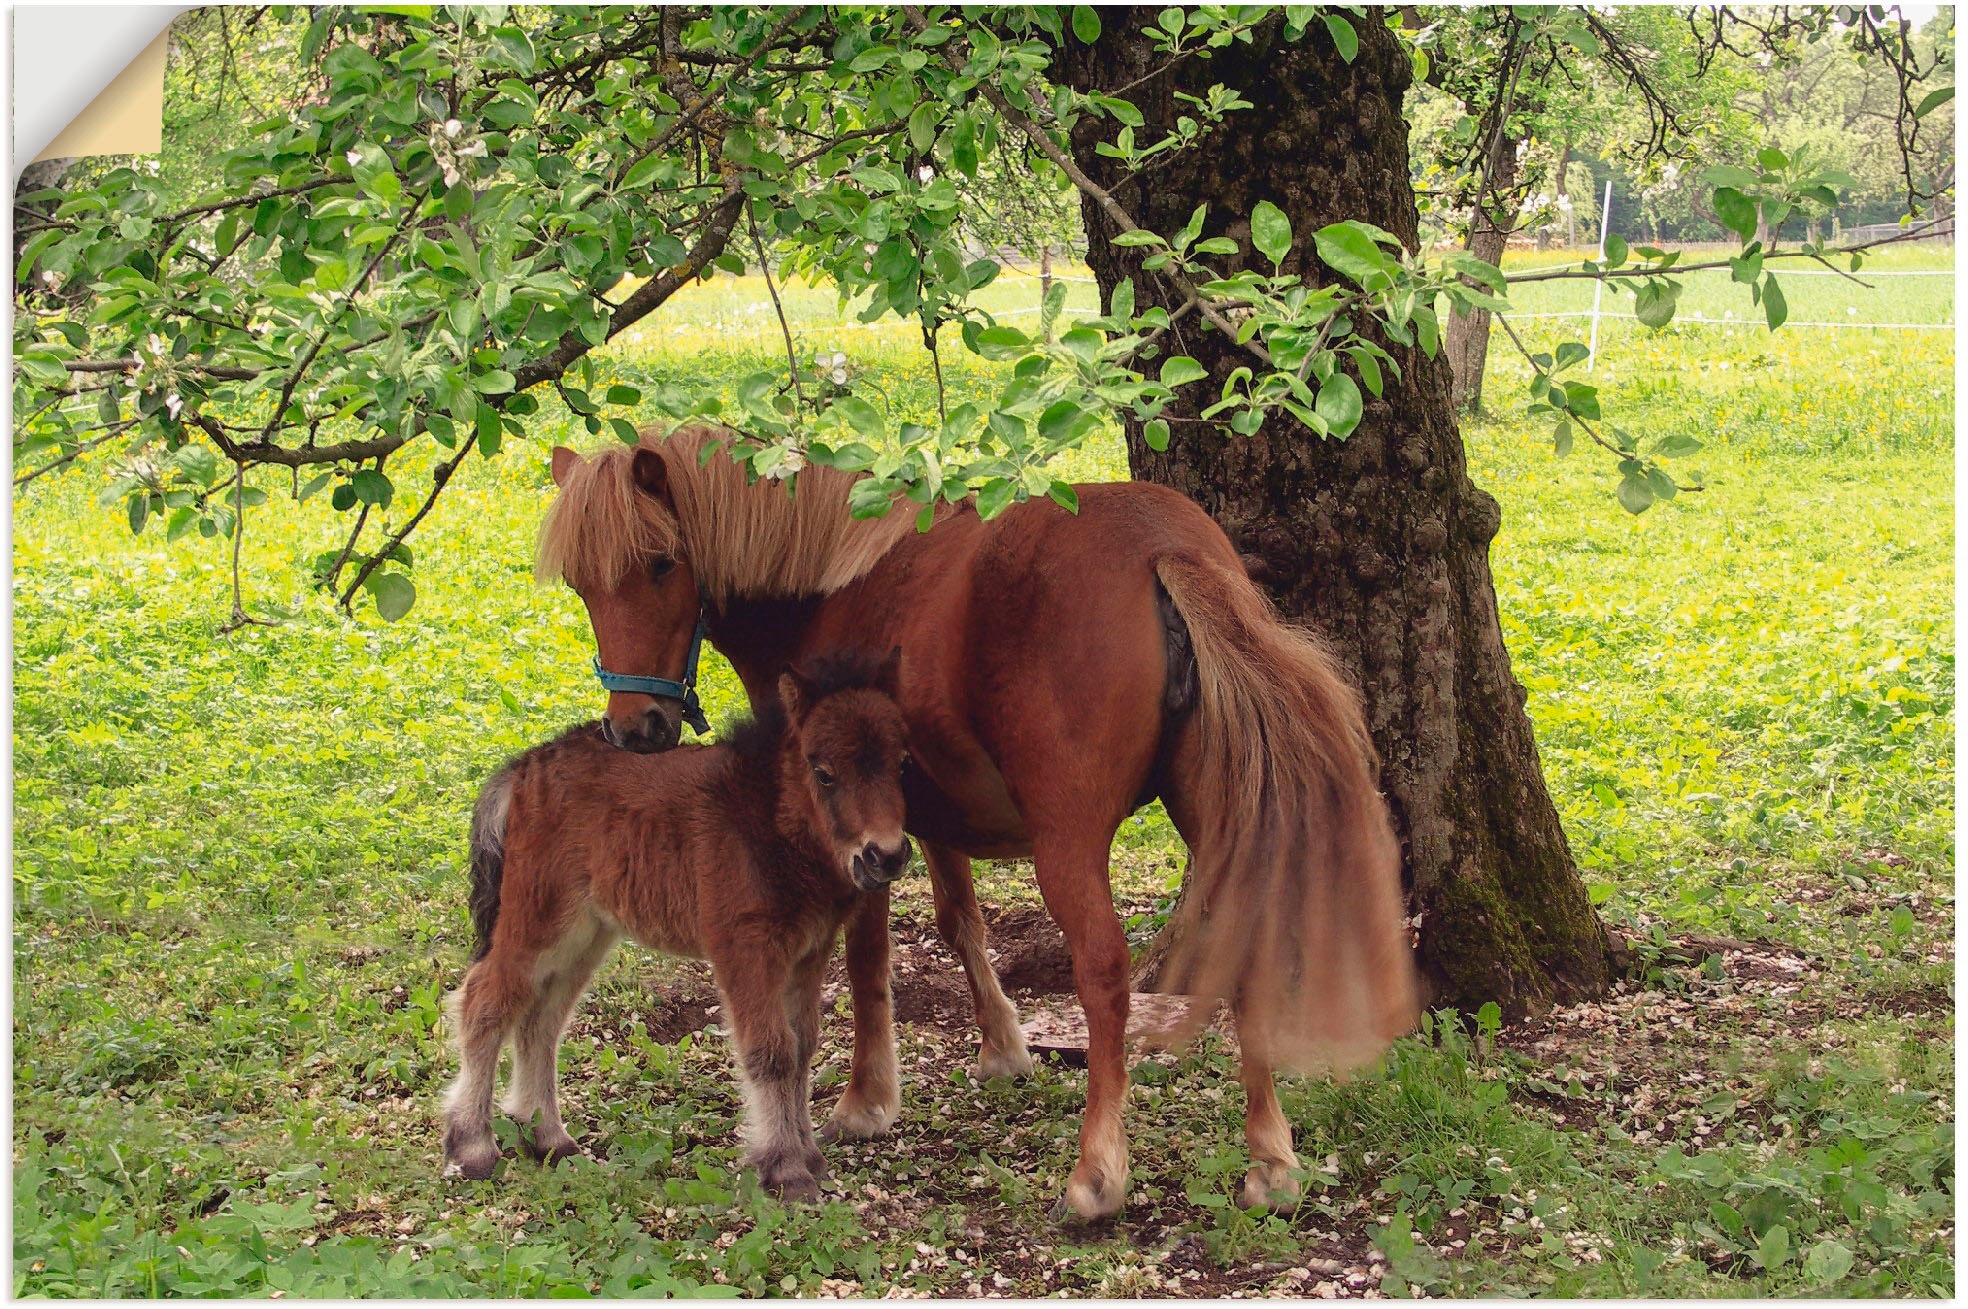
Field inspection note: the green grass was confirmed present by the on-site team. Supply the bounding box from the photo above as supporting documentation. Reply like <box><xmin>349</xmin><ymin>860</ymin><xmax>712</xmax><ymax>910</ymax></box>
<box><xmin>13</xmin><ymin>252</ymin><xmax>1953</xmax><ymax>1296</ymax></box>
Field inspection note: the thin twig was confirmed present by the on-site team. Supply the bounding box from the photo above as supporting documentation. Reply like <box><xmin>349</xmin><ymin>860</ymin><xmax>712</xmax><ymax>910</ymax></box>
<box><xmin>1493</xmin><ymin>312</ymin><xmax>1701</xmax><ymax>493</ymax></box>
<box><xmin>749</xmin><ymin>207</ymin><xmax>804</xmax><ymax>407</ymax></box>
<box><xmin>899</xmin><ymin>6</ymin><xmax>1270</xmax><ymax>366</ymax></box>
<box><xmin>13</xmin><ymin>423</ymin><xmax>139</xmax><ymax>487</ymax></box>
<box><xmin>220</xmin><ymin>464</ymin><xmax>275</xmax><ymax>632</ymax></box>
<box><xmin>1502</xmin><ymin>221</ymin><xmax>1952</xmax><ymax>285</ymax></box>
<box><xmin>337</xmin><ymin>441</ymin><xmax>476</xmax><ymax>610</ymax></box>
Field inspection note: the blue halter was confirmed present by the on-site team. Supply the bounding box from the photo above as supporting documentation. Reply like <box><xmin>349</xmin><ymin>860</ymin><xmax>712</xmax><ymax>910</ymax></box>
<box><xmin>592</xmin><ymin>613</ymin><xmax>711</xmax><ymax>736</ymax></box>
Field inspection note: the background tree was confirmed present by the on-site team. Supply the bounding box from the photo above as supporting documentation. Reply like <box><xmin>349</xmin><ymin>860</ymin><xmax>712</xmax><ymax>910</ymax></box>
<box><xmin>12</xmin><ymin>4</ymin><xmax>1951</xmax><ymax>1013</ymax></box>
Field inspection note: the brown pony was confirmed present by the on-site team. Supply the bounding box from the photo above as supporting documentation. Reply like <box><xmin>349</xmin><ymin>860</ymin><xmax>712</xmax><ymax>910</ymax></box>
<box><xmin>440</xmin><ymin>649</ymin><xmax>912</xmax><ymax>1201</ymax></box>
<box><xmin>538</xmin><ymin>426</ymin><xmax>1418</xmax><ymax>1220</ymax></box>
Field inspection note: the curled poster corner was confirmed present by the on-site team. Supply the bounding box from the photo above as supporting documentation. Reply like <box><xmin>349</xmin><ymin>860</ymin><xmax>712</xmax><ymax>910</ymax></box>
<box><xmin>13</xmin><ymin>6</ymin><xmax>188</xmax><ymax>180</ymax></box>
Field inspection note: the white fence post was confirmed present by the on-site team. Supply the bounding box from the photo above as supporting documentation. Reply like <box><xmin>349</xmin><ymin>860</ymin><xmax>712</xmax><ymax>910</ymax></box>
<box><xmin>1587</xmin><ymin>178</ymin><xmax>1613</xmax><ymax>373</ymax></box>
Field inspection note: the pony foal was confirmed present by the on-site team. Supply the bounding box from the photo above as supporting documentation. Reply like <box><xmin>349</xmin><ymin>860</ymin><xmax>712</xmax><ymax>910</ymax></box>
<box><xmin>440</xmin><ymin>650</ymin><xmax>912</xmax><ymax>1200</ymax></box>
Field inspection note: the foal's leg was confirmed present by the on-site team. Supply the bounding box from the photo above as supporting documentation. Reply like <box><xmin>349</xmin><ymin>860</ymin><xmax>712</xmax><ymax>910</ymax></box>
<box><xmin>1029</xmin><ymin>829</ymin><xmax>1134</xmax><ymax>1222</ymax></box>
<box><xmin>820</xmin><ymin>888</ymin><xmax>900</xmax><ymax>1141</ymax></box>
<box><xmin>442</xmin><ymin>956</ymin><xmax>534</xmax><ymax>1179</ymax></box>
<box><xmin>785</xmin><ymin>944</ymin><xmax>832</xmax><ymax>1178</ymax></box>
<box><xmin>925</xmin><ymin>841</ymin><xmax>1034</xmax><ymax>1079</ymax></box>
<box><xmin>506</xmin><ymin>916</ymin><xmax>617</xmax><ymax>1164</ymax></box>
<box><xmin>1233</xmin><ymin>998</ymin><xmax>1303</xmax><ymax>1211</ymax></box>
<box><xmin>715</xmin><ymin>948</ymin><xmax>822</xmax><ymax>1202</ymax></box>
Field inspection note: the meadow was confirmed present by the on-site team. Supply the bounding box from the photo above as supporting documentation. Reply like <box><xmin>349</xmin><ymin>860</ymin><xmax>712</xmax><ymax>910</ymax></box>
<box><xmin>12</xmin><ymin>249</ymin><xmax>1954</xmax><ymax>1296</ymax></box>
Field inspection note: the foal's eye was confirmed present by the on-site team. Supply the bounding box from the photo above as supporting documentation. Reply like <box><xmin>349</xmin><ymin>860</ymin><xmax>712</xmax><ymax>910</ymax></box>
<box><xmin>811</xmin><ymin>763</ymin><xmax>836</xmax><ymax>787</ymax></box>
<box><xmin>649</xmin><ymin>557</ymin><xmax>677</xmax><ymax>580</ymax></box>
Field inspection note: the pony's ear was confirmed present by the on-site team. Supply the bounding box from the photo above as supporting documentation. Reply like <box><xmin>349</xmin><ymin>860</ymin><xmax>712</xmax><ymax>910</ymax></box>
<box><xmin>777</xmin><ymin>667</ymin><xmax>814</xmax><ymax>722</ymax></box>
<box><xmin>630</xmin><ymin>447</ymin><xmax>670</xmax><ymax>503</ymax></box>
<box><xmin>550</xmin><ymin>446</ymin><xmax>580</xmax><ymax>486</ymax></box>
<box><xmin>874</xmin><ymin>645</ymin><xmax>904</xmax><ymax>699</ymax></box>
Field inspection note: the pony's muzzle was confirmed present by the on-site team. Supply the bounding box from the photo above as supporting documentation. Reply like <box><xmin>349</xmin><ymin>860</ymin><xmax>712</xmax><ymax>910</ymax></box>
<box><xmin>601</xmin><ymin>701</ymin><xmax>681</xmax><ymax>754</ymax></box>
<box><xmin>850</xmin><ymin>840</ymin><xmax>911</xmax><ymax>891</ymax></box>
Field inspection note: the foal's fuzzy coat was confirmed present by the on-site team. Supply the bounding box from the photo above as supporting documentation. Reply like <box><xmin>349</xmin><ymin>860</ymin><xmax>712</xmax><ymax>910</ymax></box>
<box><xmin>441</xmin><ymin>652</ymin><xmax>911</xmax><ymax>1199</ymax></box>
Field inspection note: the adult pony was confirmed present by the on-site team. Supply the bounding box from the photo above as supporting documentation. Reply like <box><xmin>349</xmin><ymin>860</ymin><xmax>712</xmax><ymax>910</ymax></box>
<box><xmin>537</xmin><ymin>425</ymin><xmax>1417</xmax><ymax>1219</ymax></box>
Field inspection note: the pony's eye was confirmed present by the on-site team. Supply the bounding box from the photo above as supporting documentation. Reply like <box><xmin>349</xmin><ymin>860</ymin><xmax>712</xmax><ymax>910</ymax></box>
<box><xmin>650</xmin><ymin>557</ymin><xmax>677</xmax><ymax>580</ymax></box>
<box><xmin>811</xmin><ymin>763</ymin><xmax>836</xmax><ymax>787</ymax></box>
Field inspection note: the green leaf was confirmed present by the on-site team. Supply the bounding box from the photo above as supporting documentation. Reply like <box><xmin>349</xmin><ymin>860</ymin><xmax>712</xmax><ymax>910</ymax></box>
<box><xmin>127</xmin><ymin>493</ymin><xmax>149</xmax><ymax>535</ymax></box>
<box><xmin>1553</xmin><ymin>418</ymin><xmax>1574</xmax><ymax>457</ymax></box>
<box><xmin>1652</xmin><ymin>432</ymin><xmax>1704</xmax><ymax>458</ymax></box>
<box><xmin>1071</xmin><ymin>5</ymin><xmax>1101</xmax><ymax>42</ymax></box>
<box><xmin>1111</xmin><ymin>229</ymin><xmax>1165</xmax><ymax>248</ymax></box>
<box><xmin>1047</xmin><ymin>480</ymin><xmax>1079</xmax><ymax>513</ymax></box>
<box><xmin>1914</xmin><ymin>85</ymin><xmax>1954</xmax><ymax>118</ymax></box>
<box><xmin>976</xmin><ymin>477</ymin><xmax>1017</xmax><ymax>519</ymax></box>
<box><xmin>1143</xmin><ymin>418</ymin><xmax>1170</xmax><ymax>451</ymax></box>
<box><xmin>1762</xmin><ymin>273</ymin><xmax>1788</xmax><ymax>330</ymax></box>
<box><xmin>1703</xmin><ymin>164</ymin><xmax>1760</xmax><ymax>190</ymax></box>
<box><xmin>476</xmin><ymin>398</ymin><xmax>503</xmax><ymax>456</ymax></box>
<box><xmin>1752</xmin><ymin>1224</ymin><xmax>1790</xmax><ymax>1271</ymax></box>
<box><xmin>1250</xmin><ymin>200</ymin><xmax>1292</xmax><ymax>269</ymax></box>
<box><xmin>1632</xmin><ymin>280</ymin><xmax>1679</xmax><ymax>329</ymax></box>
<box><xmin>604</xmin><ymin>384</ymin><xmax>641</xmax><ymax>406</ymax></box>
<box><xmin>1603</xmin><ymin>234</ymin><xmax>1628</xmax><ymax>267</ymax></box>
<box><xmin>1315</xmin><ymin>373</ymin><xmax>1363</xmax><ymax>437</ymax></box>
<box><xmin>1160</xmin><ymin>356</ymin><xmax>1208</xmax><ymax>388</ymax></box>
<box><xmin>907</xmin><ymin>101</ymin><xmax>941</xmax><ymax>153</ymax></box>
<box><xmin>350</xmin><ymin>468</ymin><xmax>395</xmax><ymax>508</ymax></box>
<box><xmin>1756</xmin><ymin>146</ymin><xmax>1790</xmax><ymax>173</ymax></box>
<box><xmin>1804</xmin><ymin>1240</ymin><xmax>1854</xmax><ymax>1283</ymax></box>
<box><xmin>1617</xmin><ymin>473</ymin><xmax>1655</xmax><ymax>515</ymax></box>
<box><xmin>833</xmin><ymin>396</ymin><xmax>885</xmax><ymax>439</ymax></box>
<box><xmin>1321</xmin><ymin>13</ymin><xmax>1359</xmax><ymax>62</ymax></box>
<box><xmin>1712</xmin><ymin>188</ymin><xmax>1758</xmax><ymax>242</ymax></box>
<box><xmin>1313</xmin><ymin>222</ymin><xmax>1394</xmax><ymax>287</ymax></box>
<box><xmin>368</xmin><ymin>572</ymin><xmax>416</xmax><ymax>622</ymax></box>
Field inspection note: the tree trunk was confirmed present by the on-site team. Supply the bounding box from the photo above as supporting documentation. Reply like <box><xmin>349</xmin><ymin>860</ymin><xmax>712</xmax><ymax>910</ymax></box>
<box><xmin>1444</xmin><ymin>132</ymin><xmax>1520</xmax><ymax>414</ymax></box>
<box><xmin>1062</xmin><ymin>12</ymin><xmax>1613</xmax><ymax>1014</ymax></box>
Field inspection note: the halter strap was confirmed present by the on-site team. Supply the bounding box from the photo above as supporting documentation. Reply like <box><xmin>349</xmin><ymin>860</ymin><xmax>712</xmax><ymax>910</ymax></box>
<box><xmin>592</xmin><ymin>613</ymin><xmax>711</xmax><ymax>736</ymax></box>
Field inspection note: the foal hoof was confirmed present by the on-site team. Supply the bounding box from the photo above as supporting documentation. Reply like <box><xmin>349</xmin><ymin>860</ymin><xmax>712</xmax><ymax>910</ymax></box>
<box><xmin>764</xmin><ymin>1169</ymin><xmax>822</xmax><ymax>1205</ymax></box>
<box><xmin>534</xmin><ymin>1139</ymin><xmax>585</xmax><ymax>1168</ymax></box>
<box><xmin>1241</xmin><ymin>1162</ymin><xmax>1302</xmax><ymax>1212</ymax></box>
<box><xmin>442</xmin><ymin>1151</ymin><xmax>501</xmax><ymax>1182</ymax></box>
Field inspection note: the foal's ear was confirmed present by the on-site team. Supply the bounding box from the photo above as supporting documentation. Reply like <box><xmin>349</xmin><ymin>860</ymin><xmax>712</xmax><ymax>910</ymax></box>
<box><xmin>630</xmin><ymin>447</ymin><xmax>670</xmax><ymax>503</ymax></box>
<box><xmin>549</xmin><ymin>445</ymin><xmax>580</xmax><ymax>487</ymax></box>
<box><xmin>874</xmin><ymin>645</ymin><xmax>904</xmax><ymax>699</ymax></box>
<box><xmin>777</xmin><ymin>667</ymin><xmax>815</xmax><ymax>722</ymax></box>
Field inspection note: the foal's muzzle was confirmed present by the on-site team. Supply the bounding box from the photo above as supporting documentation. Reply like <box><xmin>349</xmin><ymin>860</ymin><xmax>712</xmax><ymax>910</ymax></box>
<box><xmin>601</xmin><ymin>702</ymin><xmax>682</xmax><ymax>754</ymax></box>
<box><xmin>849</xmin><ymin>840</ymin><xmax>912</xmax><ymax>892</ymax></box>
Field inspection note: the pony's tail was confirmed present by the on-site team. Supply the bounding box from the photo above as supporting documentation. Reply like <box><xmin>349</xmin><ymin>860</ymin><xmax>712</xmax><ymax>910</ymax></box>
<box><xmin>1153</xmin><ymin>553</ymin><xmax>1419</xmax><ymax>1073</ymax></box>
<box><xmin>467</xmin><ymin>768</ymin><xmax>515</xmax><ymax>963</ymax></box>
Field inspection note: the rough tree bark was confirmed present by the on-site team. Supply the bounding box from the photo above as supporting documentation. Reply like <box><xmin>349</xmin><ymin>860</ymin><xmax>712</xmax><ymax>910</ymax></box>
<box><xmin>1062</xmin><ymin>11</ymin><xmax>1615</xmax><ymax>1014</ymax></box>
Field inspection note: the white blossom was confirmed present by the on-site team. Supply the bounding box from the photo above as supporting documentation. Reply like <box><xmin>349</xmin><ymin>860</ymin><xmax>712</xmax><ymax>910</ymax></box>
<box><xmin>346</xmin><ymin>148</ymin><xmax>363</xmax><ymax>168</ymax></box>
<box><xmin>443</xmin><ymin>118</ymin><xmax>463</xmax><ymax>138</ymax></box>
<box><xmin>164</xmin><ymin>393</ymin><xmax>183</xmax><ymax>419</ymax></box>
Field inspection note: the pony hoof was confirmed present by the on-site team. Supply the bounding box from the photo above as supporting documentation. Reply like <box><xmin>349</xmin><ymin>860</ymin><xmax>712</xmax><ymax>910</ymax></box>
<box><xmin>819</xmin><ymin>1097</ymin><xmax>897</xmax><ymax>1142</ymax></box>
<box><xmin>1053</xmin><ymin>1167</ymin><xmax>1126</xmax><ymax>1223</ymax></box>
<box><xmin>976</xmin><ymin>1044</ymin><xmax>1036</xmax><ymax>1080</ymax></box>
<box><xmin>1241</xmin><ymin>1163</ymin><xmax>1302</xmax><ymax>1212</ymax></box>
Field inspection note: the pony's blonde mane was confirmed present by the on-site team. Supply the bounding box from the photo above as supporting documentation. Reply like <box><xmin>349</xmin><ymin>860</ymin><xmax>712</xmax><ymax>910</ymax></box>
<box><xmin>536</xmin><ymin>425</ymin><xmax>917</xmax><ymax>602</ymax></box>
